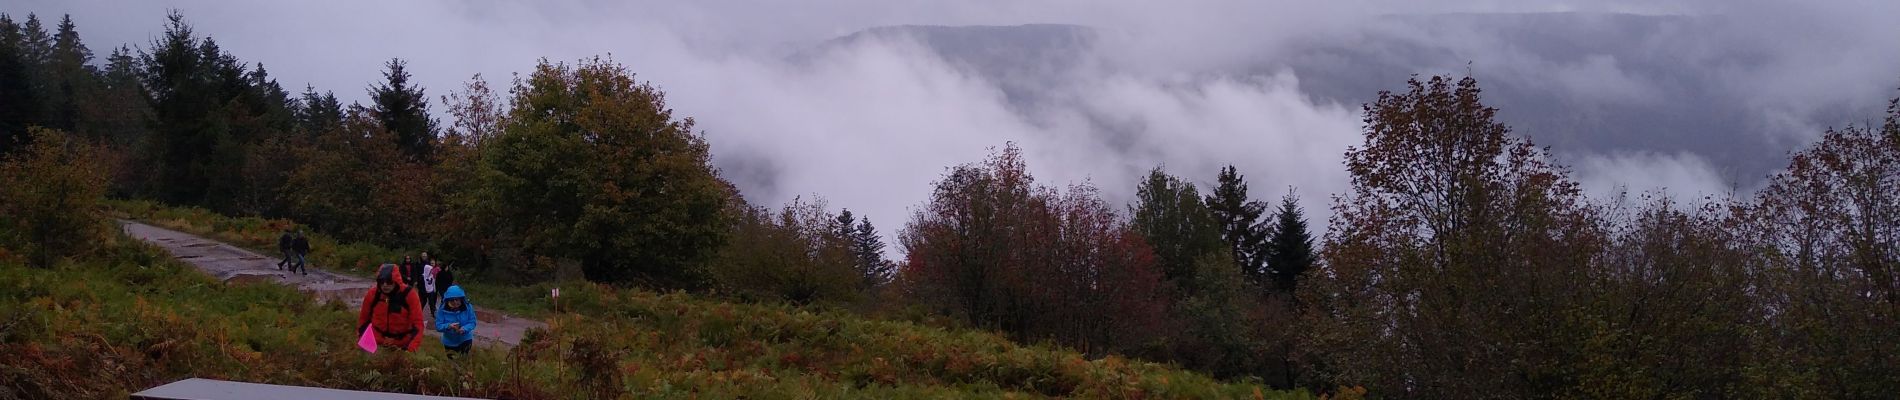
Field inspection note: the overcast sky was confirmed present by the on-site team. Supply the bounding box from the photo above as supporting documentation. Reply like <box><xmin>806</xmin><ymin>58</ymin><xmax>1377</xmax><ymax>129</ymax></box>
<box><xmin>11</xmin><ymin>0</ymin><xmax>1900</xmax><ymax>247</ymax></box>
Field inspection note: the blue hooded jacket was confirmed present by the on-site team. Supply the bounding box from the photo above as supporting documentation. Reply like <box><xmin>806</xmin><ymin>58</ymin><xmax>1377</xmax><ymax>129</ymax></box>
<box><xmin>434</xmin><ymin>285</ymin><xmax>477</xmax><ymax>346</ymax></box>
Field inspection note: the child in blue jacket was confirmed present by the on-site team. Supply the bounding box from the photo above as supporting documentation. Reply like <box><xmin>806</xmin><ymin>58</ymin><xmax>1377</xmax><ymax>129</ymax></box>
<box><xmin>434</xmin><ymin>285</ymin><xmax>478</xmax><ymax>356</ymax></box>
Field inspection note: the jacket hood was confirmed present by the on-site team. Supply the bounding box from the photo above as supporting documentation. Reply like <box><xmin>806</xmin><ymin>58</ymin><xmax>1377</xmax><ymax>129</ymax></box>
<box><xmin>376</xmin><ymin>264</ymin><xmax>407</xmax><ymax>288</ymax></box>
<box><xmin>443</xmin><ymin>285</ymin><xmax>466</xmax><ymax>300</ymax></box>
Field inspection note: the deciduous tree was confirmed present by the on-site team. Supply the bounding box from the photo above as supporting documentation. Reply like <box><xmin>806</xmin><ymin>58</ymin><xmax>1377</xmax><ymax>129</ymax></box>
<box><xmin>467</xmin><ymin>57</ymin><xmax>729</xmax><ymax>287</ymax></box>
<box><xmin>1131</xmin><ymin>167</ymin><xmax>1225</xmax><ymax>293</ymax></box>
<box><xmin>901</xmin><ymin>144</ymin><xmax>1170</xmax><ymax>354</ymax></box>
<box><xmin>0</xmin><ymin>128</ymin><xmax>108</xmax><ymax>268</ymax></box>
<box><xmin>1304</xmin><ymin>75</ymin><xmax>1603</xmax><ymax>398</ymax></box>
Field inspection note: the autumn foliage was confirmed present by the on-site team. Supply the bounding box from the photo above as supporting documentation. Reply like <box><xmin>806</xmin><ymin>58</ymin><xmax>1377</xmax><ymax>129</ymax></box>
<box><xmin>0</xmin><ymin>128</ymin><xmax>109</xmax><ymax>268</ymax></box>
<box><xmin>1299</xmin><ymin>75</ymin><xmax>1900</xmax><ymax>398</ymax></box>
<box><xmin>11</xmin><ymin>10</ymin><xmax>1900</xmax><ymax>399</ymax></box>
<box><xmin>900</xmin><ymin>144</ymin><xmax>1170</xmax><ymax>355</ymax></box>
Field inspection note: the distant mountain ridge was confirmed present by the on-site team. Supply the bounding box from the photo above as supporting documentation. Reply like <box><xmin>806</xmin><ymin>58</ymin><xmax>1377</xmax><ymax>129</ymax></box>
<box><xmin>802</xmin><ymin>14</ymin><xmax>1881</xmax><ymax>187</ymax></box>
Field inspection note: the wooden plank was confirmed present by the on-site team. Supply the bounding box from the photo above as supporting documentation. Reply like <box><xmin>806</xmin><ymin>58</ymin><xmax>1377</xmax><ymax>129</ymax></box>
<box><xmin>132</xmin><ymin>378</ymin><xmax>488</xmax><ymax>400</ymax></box>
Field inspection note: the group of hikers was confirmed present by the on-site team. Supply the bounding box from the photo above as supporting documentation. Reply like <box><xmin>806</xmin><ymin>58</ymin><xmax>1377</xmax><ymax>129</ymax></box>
<box><xmin>276</xmin><ymin>230</ymin><xmax>310</xmax><ymax>275</ymax></box>
<box><xmin>358</xmin><ymin>253</ymin><xmax>479</xmax><ymax>355</ymax></box>
<box><xmin>277</xmin><ymin>229</ymin><xmax>479</xmax><ymax>355</ymax></box>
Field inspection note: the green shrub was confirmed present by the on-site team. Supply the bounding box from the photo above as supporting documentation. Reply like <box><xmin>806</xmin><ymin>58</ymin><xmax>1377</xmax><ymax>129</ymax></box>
<box><xmin>0</xmin><ymin>128</ymin><xmax>111</xmax><ymax>268</ymax></box>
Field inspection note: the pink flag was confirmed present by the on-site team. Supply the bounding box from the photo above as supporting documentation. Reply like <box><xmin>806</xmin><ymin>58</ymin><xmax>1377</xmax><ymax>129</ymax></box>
<box><xmin>357</xmin><ymin>325</ymin><xmax>378</xmax><ymax>353</ymax></box>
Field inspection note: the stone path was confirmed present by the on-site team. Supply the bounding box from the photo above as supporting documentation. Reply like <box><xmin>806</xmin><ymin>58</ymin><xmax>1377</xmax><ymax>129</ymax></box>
<box><xmin>120</xmin><ymin>220</ymin><xmax>545</xmax><ymax>348</ymax></box>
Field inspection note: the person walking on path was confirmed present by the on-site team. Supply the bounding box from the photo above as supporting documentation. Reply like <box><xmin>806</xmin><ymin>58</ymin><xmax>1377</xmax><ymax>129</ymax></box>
<box><xmin>435</xmin><ymin>263</ymin><xmax>452</xmax><ymax>297</ymax></box>
<box><xmin>420</xmin><ymin>261</ymin><xmax>440</xmax><ymax>315</ymax></box>
<box><xmin>413</xmin><ymin>252</ymin><xmax>433</xmax><ymax>294</ymax></box>
<box><xmin>399</xmin><ymin>256</ymin><xmax>420</xmax><ymax>293</ymax></box>
<box><xmin>435</xmin><ymin>263</ymin><xmax>456</xmax><ymax>304</ymax></box>
<box><xmin>277</xmin><ymin>230</ymin><xmax>295</xmax><ymax>270</ymax></box>
<box><xmin>359</xmin><ymin>264</ymin><xmax>425</xmax><ymax>352</ymax></box>
<box><xmin>289</xmin><ymin>231</ymin><xmax>310</xmax><ymax>275</ymax></box>
<box><xmin>434</xmin><ymin>285</ymin><xmax>477</xmax><ymax>357</ymax></box>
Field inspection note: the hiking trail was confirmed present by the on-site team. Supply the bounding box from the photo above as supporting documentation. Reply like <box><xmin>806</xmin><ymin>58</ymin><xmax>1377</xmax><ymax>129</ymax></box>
<box><xmin>120</xmin><ymin>220</ymin><xmax>546</xmax><ymax>348</ymax></box>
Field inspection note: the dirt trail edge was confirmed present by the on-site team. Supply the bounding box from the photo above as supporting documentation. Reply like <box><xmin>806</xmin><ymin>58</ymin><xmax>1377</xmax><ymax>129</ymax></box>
<box><xmin>120</xmin><ymin>220</ymin><xmax>546</xmax><ymax>348</ymax></box>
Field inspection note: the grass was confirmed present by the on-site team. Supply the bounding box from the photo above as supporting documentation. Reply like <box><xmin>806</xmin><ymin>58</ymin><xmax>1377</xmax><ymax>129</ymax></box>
<box><xmin>0</xmin><ymin>228</ymin><xmax>1316</xmax><ymax>399</ymax></box>
<box><xmin>104</xmin><ymin>199</ymin><xmax>559</xmax><ymax>319</ymax></box>
<box><xmin>74</xmin><ymin>199</ymin><xmax>1324</xmax><ymax>398</ymax></box>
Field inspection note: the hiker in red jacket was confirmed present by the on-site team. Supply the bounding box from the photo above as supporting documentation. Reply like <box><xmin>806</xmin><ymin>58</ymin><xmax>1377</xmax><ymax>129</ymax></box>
<box><xmin>358</xmin><ymin>264</ymin><xmax>425</xmax><ymax>352</ymax></box>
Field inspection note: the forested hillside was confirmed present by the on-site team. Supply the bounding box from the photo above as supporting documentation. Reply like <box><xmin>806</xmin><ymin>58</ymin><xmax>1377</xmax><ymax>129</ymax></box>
<box><xmin>2</xmin><ymin>10</ymin><xmax>1898</xmax><ymax>399</ymax></box>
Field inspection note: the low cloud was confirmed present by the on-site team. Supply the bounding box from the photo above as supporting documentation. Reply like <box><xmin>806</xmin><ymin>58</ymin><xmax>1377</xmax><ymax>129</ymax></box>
<box><xmin>1570</xmin><ymin>151</ymin><xmax>1740</xmax><ymax>201</ymax></box>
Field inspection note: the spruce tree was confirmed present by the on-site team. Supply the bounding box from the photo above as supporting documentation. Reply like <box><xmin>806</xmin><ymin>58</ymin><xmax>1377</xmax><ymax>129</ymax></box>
<box><xmin>296</xmin><ymin>84</ymin><xmax>343</xmax><ymax>137</ymax></box>
<box><xmin>94</xmin><ymin>45</ymin><xmax>150</xmax><ymax>148</ymax></box>
<box><xmin>371</xmin><ymin>58</ymin><xmax>437</xmax><ymax>162</ymax></box>
<box><xmin>1266</xmin><ymin>190</ymin><xmax>1315</xmax><ymax>294</ymax></box>
<box><xmin>240</xmin><ymin>63</ymin><xmax>296</xmax><ymax>134</ymax></box>
<box><xmin>18</xmin><ymin>14</ymin><xmax>48</xmax><ymax>66</ymax></box>
<box><xmin>1204</xmin><ymin>165</ymin><xmax>1269</xmax><ymax>285</ymax></box>
<box><xmin>19</xmin><ymin>14</ymin><xmax>52</xmax><ymax>124</ymax></box>
<box><xmin>42</xmin><ymin>15</ymin><xmax>93</xmax><ymax>133</ymax></box>
<box><xmin>852</xmin><ymin>216</ymin><xmax>893</xmax><ymax>289</ymax></box>
<box><xmin>140</xmin><ymin>12</ymin><xmax>253</xmax><ymax>208</ymax></box>
<box><xmin>0</xmin><ymin>14</ymin><xmax>41</xmax><ymax>150</ymax></box>
<box><xmin>831</xmin><ymin>209</ymin><xmax>892</xmax><ymax>290</ymax></box>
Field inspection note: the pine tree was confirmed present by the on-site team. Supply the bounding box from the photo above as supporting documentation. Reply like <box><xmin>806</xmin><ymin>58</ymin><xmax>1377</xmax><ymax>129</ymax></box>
<box><xmin>1204</xmin><ymin>165</ymin><xmax>1269</xmax><ymax>285</ymax></box>
<box><xmin>296</xmin><ymin>84</ymin><xmax>343</xmax><ymax>136</ymax></box>
<box><xmin>1264</xmin><ymin>188</ymin><xmax>1314</xmax><ymax>294</ymax></box>
<box><xmin>852</xmin><ymin>215</ymin><xmax>893</xmax><ymax>289</ymax></box>
<box><xmin>243</xmin><ymin>63</ymin><xmax>295</xmax><ymax>134</ymax></box>
<box><xmin>42</xmin><ymin>15</ymin><xmax>93</xmax><ymax>133</ymax></box>
<box><xmin>371</xmin><ymin>58</ymin><xmax>437</xmax><ymax>162</ymax></box>
<box><xmin>0</xmin><ymin>14</ymin><xmax>41</xmax><ymax>150</ymax></box>
<box><xmin>139</xmin><ymin>12</ymin><xmax>254</xmax><ymax>208</ymax></box>
<box><xmin>18</xmin><ymin>14</ymin><xmax>53</xmax><ymax>125</ymax></box>
<box><xmin>49</xmin><ymin>15</ymin><xmax>89</xmax><ymax>72</ymax></box>
<box><xmin>18</xmin><ymin>14</ymin><xmax>48</xmax><ymax>66</ymax></box>
<box><xmin>824</xmin><ymin>208</ymin><xmax>894</xmax><ymax>294</ymax></box>
<box><xmin>92</xmin><ymin>45</ymin><xmax>150</xmax><ymax>148</ymax></box>
<box><xmin>833</xmin><ymin>208</ymin><xmax>856</xmax><ymax>244</ymax></box>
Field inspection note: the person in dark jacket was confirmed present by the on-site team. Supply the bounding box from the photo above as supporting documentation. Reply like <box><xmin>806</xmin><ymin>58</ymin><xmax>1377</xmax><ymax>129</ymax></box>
<box><xmin>289</xmin><ymin>231</ymin><xmax>310</xmax><ymax>275</ymax></box>
<box><xmin>277</xmin><ymin>230</ymin><xmax>294</xmax><ymax>270</ymax></box>
<box><xmin>435</xmin><ymin>262</ymin><xmax>456</xmax><ymax>306</ymax></box>
<box><xmin>400</xmin><ymin>255</ymin><xmax>423</xmax><ymax>296</ymax></box>
<box><xmin>358</xmin><ymin>264</ymin><xmax>424</xmax><ymax>352</ymax></box>
<box><xmin>398</xmin><ymin>255</ymin><xmax>416</xmax><ymax>285</ymax></box>
<box><xmin>434</xmin><ymin>285</ymin><xmax>477</xmax><ymax>357</ymax></box>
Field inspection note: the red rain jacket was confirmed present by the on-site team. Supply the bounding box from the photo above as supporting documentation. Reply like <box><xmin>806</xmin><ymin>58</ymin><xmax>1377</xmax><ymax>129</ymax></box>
<box><xmin>357</xmin><ymin>274</ymin><xmax>425</xmax><ymax>351</ymax></box>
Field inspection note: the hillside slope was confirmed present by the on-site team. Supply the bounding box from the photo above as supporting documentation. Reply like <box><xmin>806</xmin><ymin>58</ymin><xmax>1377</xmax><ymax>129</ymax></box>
<box><xmin>1</xmin><ymin>205</ymin><xmax>1315</xmax><ymax>399</ymax></box>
